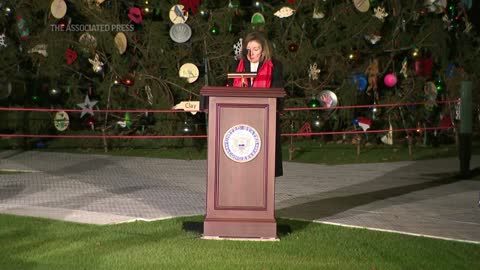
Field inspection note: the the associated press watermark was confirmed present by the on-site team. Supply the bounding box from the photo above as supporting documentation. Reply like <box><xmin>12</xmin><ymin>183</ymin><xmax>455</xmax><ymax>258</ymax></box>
<box><xmin>51</xmin><ymin>24</ymin><xmax>134</xmax><ymax>32</ymax></box>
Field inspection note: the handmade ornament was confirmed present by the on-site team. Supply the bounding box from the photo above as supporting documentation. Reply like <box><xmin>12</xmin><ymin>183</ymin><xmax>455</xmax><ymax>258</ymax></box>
<box><xmin>373</xmin><ymin>6</ymin><xmax>388</xmax><ymax>21</ymax></box>
<box><xmin>145</xmin><ymin>85</ymin><xmax>153</xmax><ymax>105</ymax></box>
<box><xmin>317</xmin><ymin>90</ymin><xmax>338</xmax><ymax>109</ymax></box>
<box><xmin>381</xmin><ymin>120</ymin><xmax>393</xmax><ymax>145</ymax></box>
<box><xmin>312</xmin><ymin>8</ymin><xmax>325</xmax><ymax>19</ymax></box>
<box><xmin>364</xmin><ymin>34</ymin><xmax>381</xmax><ymax>45</ymax></box>
<box><xmin>356</xmin><ymin>116</ymin><xmax>371</xmax><ymax>131</ymax></box>
<box><xmin>65</xmin><ymin>49</ymin><xmax>77</xmax><ymax>65</ymax></box>
<box><xmin>79</xmin><ymin>33</ymin><xmax>97</xmax><ymax>50</ymax></box>
<box><xmin>77</xmin><ymin>95</ymin><xmax>98</xmax><ymax>118</ymax></box>
<box><xmin>169</xmin><ymin>5</ymin><xmax>188</xmax><ymax>24</ymax></box>
<box><xmin>54</xmin><ymin>111</ymin><xmax>69</xmax><ymax>131</ymax></box>
<box><xmin>88</xmin><ymin>54</ymin><xmax>104</xmax><ymax>73</ymax></box>
<box><xmin>0</xmin><ymin>33</ymin><xmax>7</xmax><ymax>48</ymax></box>
<box><xmin>383</xmin><ymin>73</ymin><xmax>397</xmax><ymax>87</ymax></box>
<box><xmin>179</xmin><ymin>0</ymin><xmax>201</xmax><ymax>14</ymax></box>
<box><xmin>365</xmin><ymin>59</ymin><xmax>379</xmax><ymax>94</ymax></box>
<box><xmin>172</xmin><ymin>101</ymin><xmax>200</xmax><ymax>115</ymax></box>
<box><xmin>128</xmin><ymin>7</ymin><xmax>143</xmax><ymax>24</ymax></box>
<box><xmin>51</xmin><ymin>0</ymin><xmax>67</xmax><ymax>19</ymax></box>
<box><xmin>424</xmin><ymin>81</ymin><xmax>438</xmax><ymax>103</ymax></box>
<box><xmin>353</xmin><ymin>0</ymin><xmax>370</xmax><ymax>12</ymax></box>
<box><xmin>169</xmin><ymin>23</ymin><xmax>192</xmax><ymax>43</ymax></box>
<box><xmin>251</xmin><ymin>12</ymin><xmax>265</xmax><ymax>25</ymax></box>
<box><xmin>233</xmin><ymin>38</ymin><xmax>243</xmax><ymax>60</ymax></box>
<box><xmin>117</xmin><ymin>112</ymin><xmax>131</xmax><ymax>128</ymax></box>
<box><xmin>28</xmin><ymin>44</ymin><xmax>48</xmax><ymax>57</ymax></box>
<box><xmin>274</xmin><ymin>7</ymin><xmax>295</xmax><ymax>18</ymax></box>
<box><xmin>16</xmin><ymin>15</ymin><xmax>30</xmax><ymax>40</ymax></box>
<box><xmin>464</xmin><ymin>19</ymin><xmax>472</xmax><ymax>33</ymax></box>
<box><xmin>308</xmin><ymin>63</ymin><xmax>321</xmax><ymax>81</ymax></box>
<box><xmin>114</xmin><ymin>32</ymin><xmax>127</xmax><ymax>54</ymax></box>
<box><xmin>179</xmin><ymin>63</ymin><xmax>199</xmax><ymax>83</ymax></box>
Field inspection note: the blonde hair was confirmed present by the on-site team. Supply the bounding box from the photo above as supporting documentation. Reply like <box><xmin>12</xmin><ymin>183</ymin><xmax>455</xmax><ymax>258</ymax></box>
<box><xmin>243</xmin><ymin>31</ymin><xmax>272</xmax><ymax>62</ymax></box>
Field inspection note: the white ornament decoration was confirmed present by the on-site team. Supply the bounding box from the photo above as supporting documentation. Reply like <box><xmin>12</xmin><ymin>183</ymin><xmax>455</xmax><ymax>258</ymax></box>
<box><xmin>145</xmin><ymin>85</ymin><xmax>153</xmax><ymax>105</ymax></box>
<box><xmin>0</xmin><ymin>33</ymin><xmax>6</xmax><ymax>48</ymax></box>
<box><xmin>312</xmin><ymin>8</ymin><xmax>325</xmax><ymax>19</ymax></box>
<box><xmin>364</xmin><ymin>34</ymin><xmax>382</xmax><ymax>45</ymax></box>
<box><xmin>76</xmin><ymin>95</ymin><xmax>98</xmax><ymax>118</ymax></box>
<box><xmin>28</xmin><ymin>44</ymin><xmax>48</xmax><ymax>57</ymax></box>
<box><xmin>233</xmin><ymin>38</ymin><xmax>243</xmax><ymax>60</ymax></box>
<box><xmin>373</xmin><ymin>7</ymin><xmax>388</xmax><ymax>21</ymax></box>
<box><xmin>274</xmin><ymin>7</ymin><xmax>295</xmax><ymax>18</ymax></box>
<box><xmin>88</xmin><ymin>54</ymin><xmax>104</xmax><ymax>73</ymax></box>
<box><xmin>308</xmin><ymin>63</ymin><xmax>321</xmax><ymax>81</ymax></box>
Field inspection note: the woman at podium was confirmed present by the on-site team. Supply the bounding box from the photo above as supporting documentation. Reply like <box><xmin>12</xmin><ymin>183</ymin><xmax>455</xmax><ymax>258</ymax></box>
<box><xmin>230</xmin><ymin>31</ymin><xmax>284</xmax><ymax>177</ymax></box>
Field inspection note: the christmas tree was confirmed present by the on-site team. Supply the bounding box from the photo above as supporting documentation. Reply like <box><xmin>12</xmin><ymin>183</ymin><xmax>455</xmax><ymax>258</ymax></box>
<box><xmin>0</xmin><ymin>0</ymin><xmax>478</xmax><ymax>149</ymax></box>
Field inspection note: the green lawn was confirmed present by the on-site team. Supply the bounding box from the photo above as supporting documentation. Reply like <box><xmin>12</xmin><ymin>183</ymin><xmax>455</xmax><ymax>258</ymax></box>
<box><xmin>0</xmin><ymin>214</ymin><xmax>478</xmax><ymax>270</ymax></box>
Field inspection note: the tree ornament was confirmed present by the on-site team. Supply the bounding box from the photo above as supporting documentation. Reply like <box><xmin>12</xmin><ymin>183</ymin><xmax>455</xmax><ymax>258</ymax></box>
<box><xmin>383</xmin><ymin>73</ymin><xmax>397</xmax><ymax>87</ymax></box>
<box><xmin>288</xmin><ymin>43</ymin><xmax>298</xmax><ymax>52</ymax></box>
<box><xmin>352</xmin><ymin>72</ymin><xmax>368</xmax><ymax>92</ymax></box>
<box><xmin>414</xmin><ymin>56</ymin><xmax>433</xmax><ymax>78</ymax></box>
<box><xmin>180</xmin><ymin>0</ymin><xmax>201</xmax><ymax>15</ymax></box>
<box><xmin>0</xmin><ymin>33</ymin><xmax>7</xmax><ymax>48</ymax></box>
<box><xmin>51</xmin><ymin>0</ymin><xmax>67</xmax><ymax>19</ymax></box>
<box><xmin>16</xmin><ymin>15</ymin><xmax>30</xmax><ymax>40</ymax></box>
<box><xmin>274</xmin><ymin>7</ymin><xmax>295</xmax><ymax>18</ymax></box>
<box><xmin>128</xmin><ymin>7</ymin><xmax>144</xmax><ymax>24</ymax></box>
<box><xmin>169</xmin><ymin>4</ymin><xmax>188</xmax><ymax>24</ymax></box>
<box><xmin>308</xmin><ymin>63</ymin><xmax>321</xmax><ymax>81</ymax></box>
<box><xmin>117</xmin><ymin>112</ymin><xmax>132</xmax><ymax>128</ymax></box>
<box><xmin>373</xmin><ymin>6</ymin><xmax>388</xmax><ymax>21</ymax></box>
<box><xmin>400</xmin><ymin>58</ymin><xmax>408</xmax><ymax>78</ymax></box>
<box><xmin>318</xmin><ymin>90</ymin><xmax>338</xmax><ymax>109</ymax></box>
<box><xmin>364</xmin><ymin>33</ymin><xmax>382</xmax><ymax>45</ymax></box>
<box><xmin>54</xmin><ymin>111</ymin><xmax>70</xmax><ymax>132</ymax></box>
<box><xmin>28</xmin><ymin>44</ymin><xmax>48</xmax><ymax>57</ymax></box>
<box><xmin>77</xmin><ymin>95</ymin><xmax>98</xmax><ymax>118</ymax></box>
<box><xmin>251</xmin><ymin>12</ymin><xmax>265</xmax><ymax>25</ymax></box>
<box><xmin>356</xmin><ymin>116</ymin><xmax>371</xmax><ymax>132</ymax></box>
<box><xmin>88</xmin><ymin>54</ymin><xmax>104</xmax><ymax>73</ymax></box>
<box><xmin>353</xmin><ymin>0</ymin><xmax>370</xmax><ymax>12</ymax></box>
<box><xmin>312</xmin><ymin>8</ymin><xmax>325</xmax><ymax>19</ymax></box>
<box><xmin>365</xmin><ymin>59</ymin><xmax>379</xmax><ymax>94</ymax></box>
<box><xmin>233</xmin><ymin>38</ymin><xmax>243</xmax><ymax>60</ymax></box>
<box><xmin>65</xmin><ymin>49</ymin><xmax>77</xmax><ymax>65</ymax></box>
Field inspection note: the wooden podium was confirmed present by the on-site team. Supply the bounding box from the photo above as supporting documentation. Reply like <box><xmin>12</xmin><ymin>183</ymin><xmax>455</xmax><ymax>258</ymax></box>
<box><xmin>200</xmin><ymin>86</ymin><xmax>285</xmax><ymax>239</ymax></box>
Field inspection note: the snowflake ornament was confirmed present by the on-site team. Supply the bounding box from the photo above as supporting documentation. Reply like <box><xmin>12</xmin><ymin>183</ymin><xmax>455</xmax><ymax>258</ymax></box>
<box><xmin>373</xmin><ymin>7</ymin><xmax>388</xmax><ymax>21</ymax></box>
<box><xmin>400</xmin><ymin>58</ymin><xmax>408</xmax><ymax>78</ymax></box>
<box><xmin>88</xmin><ymin>54</ymin><xmax>104</xmax><ymax>73</ymax></box>
<box><xmin>308</xmin><ymin>63</ymin><xmax>321</xmax><ymax>81</ymax></box>
<box><xmin>233</xmin><ymin>38</ymin><xmax>243</xmax><ymax>60</ymax></box>
<box><xmin>0</xmin><ymin>33</ymin><xmax>6</xmax><ymax>48</ymax></box>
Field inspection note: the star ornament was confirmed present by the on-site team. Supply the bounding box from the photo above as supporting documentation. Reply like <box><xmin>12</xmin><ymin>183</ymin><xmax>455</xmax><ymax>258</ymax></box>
<box><xmin>373</xmin><ymin>7</ymin><xmax>388</xmax><ymax>21</ymax></box>
<box><xmin>77</xmin><ymin>95</ymin><xmax>98</xmax><ymax>118</ymax></box>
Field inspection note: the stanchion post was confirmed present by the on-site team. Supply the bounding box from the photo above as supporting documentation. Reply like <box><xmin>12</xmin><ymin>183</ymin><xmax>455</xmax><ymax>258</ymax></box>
<box><xmin>459</xmin><ymin>80</ymin><xmax>472</xmax><ymax>178</ymax></box>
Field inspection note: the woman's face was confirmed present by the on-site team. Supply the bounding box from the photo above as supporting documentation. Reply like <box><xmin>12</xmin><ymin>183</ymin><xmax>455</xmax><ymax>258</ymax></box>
<box><xmin>246</xmin><ymin>40</ymin><xmax>263</xmax><ymax>63</ymax></box>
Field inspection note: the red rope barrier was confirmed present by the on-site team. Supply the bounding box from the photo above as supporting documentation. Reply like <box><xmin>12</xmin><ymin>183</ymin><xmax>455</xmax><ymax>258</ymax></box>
<box><xmin>0</xmin><ymin>99</ymin><xmax>459</xmax><ymax>113</ymax></box>
<box><xmin>281</xmin><ymin>126</ymin><xmax>452</xmax><ymax>137</ymax></box>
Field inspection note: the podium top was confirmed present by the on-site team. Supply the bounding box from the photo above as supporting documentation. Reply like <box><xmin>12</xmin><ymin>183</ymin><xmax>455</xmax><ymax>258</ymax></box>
<box><xmin>200</xmin><ymin>86</ymin><xmax>285</xmax><ymax>98</ymax></box>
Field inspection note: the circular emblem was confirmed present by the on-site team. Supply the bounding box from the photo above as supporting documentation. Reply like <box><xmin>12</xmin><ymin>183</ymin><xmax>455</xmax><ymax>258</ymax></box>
<box><xmin>54</xmin><ymin>111</ymin><xmax>69</xmax><ymax>131</ymax></box>
<box><xmin>223</xmin><ymin>124</ymin><xmax>261</xmax><ymax>163</ymax></box>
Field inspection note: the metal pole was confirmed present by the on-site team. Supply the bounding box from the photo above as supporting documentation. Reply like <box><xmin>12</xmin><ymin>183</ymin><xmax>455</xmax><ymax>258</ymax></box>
<box><xmin>459</xmin><ymin>80</ymin><xmax>472</xmax><ymax>178</ymax></box>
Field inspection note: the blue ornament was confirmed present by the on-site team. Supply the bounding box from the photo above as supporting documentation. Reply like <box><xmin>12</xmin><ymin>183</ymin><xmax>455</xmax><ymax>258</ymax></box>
<box><xmin>446</xmin><ymin>63</ymin><xmax>455</xmax><ymax>78</ymax></box>
<box><xmin>352</xmin><ymin>72</ymin><xmax>367</xmax><ymax>91</ymax></box>
<box><xmin>352</xmin><ymin>117</ymin><xmax>359</xmax><ymax>125</ymax></box>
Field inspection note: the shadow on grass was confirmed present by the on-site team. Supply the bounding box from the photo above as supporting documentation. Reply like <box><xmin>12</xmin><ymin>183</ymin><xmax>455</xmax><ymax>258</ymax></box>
<box><xmin>181</xmin><ymin>219</ymin><xmax>306</xmax><ymax>238</ymax></box>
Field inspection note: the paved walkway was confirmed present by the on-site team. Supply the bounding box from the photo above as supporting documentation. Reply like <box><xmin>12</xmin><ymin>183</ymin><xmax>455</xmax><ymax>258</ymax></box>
<box><xmin>0</xmin><ymin>150</ymin><xmax>479</xmax><ymax>243</ymax></box>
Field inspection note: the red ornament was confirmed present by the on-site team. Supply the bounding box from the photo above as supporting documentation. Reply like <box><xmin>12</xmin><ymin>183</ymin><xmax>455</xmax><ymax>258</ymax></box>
<box><xmin>128</xmin><ymin>7</ymin><xmax>144</xmax><ymax>24</ymax></box>
<box><xmin>180</xmin><ymin>0</ymin><xmax>201</xmax><ymax>15</ymax></box>
<box><xmin>287</xmin><ymin>0</ymin><xmax>295</xmax><ymax>3</ymax></box>
<box><xmin>65</xmin><ymin>49</ymin><xmax>78</xmax><ymax>65</ymax></box>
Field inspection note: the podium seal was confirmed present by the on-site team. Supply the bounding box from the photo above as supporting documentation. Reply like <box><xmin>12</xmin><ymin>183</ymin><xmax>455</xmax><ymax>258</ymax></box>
<box><xmin>223</xmin><ymin>124</ymin><xmax>261</xmax><ymax>163</ymax></box>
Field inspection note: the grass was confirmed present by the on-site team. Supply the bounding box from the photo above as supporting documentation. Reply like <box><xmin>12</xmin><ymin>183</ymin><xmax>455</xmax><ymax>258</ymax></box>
<box><xmin>0</xmin><ymin>214</ymin><xmax>478</xmax><ymax>270</ymax></box>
